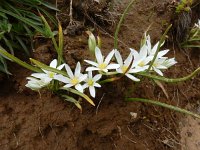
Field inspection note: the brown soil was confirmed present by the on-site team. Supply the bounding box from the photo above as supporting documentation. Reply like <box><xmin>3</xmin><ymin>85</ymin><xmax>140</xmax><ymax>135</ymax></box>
<box><xmin>0</xmin><ymin>0</ymin><xmax>200</xmax><ymax>150</ymax></box>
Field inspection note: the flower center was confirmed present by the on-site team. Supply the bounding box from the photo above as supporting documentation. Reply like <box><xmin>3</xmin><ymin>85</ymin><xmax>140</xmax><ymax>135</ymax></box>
<box><xmin>153</xmin><ymin>62</ymin><xmax>158</xmax><ymax>67</ymax></box>
<box><xmin>88</xmin><ymin>79</ymin><xmax>94</xmax><ymax>86</ymax></box>
<box><xmin>71</xmin><ymin>77</ymin><xmax>79</xmax><ymax>85</ymax></box>
<box><xmin>48</xmin><ymin>72</ymin><xmax>55</xmax><ymax>78</ymax></box>
<box><xmin>121</xmin><ymin>65</ymin><xmax>128</xmax><ymax>73</ymax></box>
<box><xmin>98</xmin><ymin>63</ymin><xmax>107</xmax><ymax>69</ymax></box>
<box><xmin>138</xmin><ymin>61</ymin><xmax>145</xmax><ymax>67</ymax></box>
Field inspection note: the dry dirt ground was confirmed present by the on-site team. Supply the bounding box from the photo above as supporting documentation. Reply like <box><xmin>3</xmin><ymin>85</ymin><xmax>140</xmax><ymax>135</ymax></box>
<box><xmin>0</xmin><ymin>0</ymin><xmax>200</xmax><ymax>150</ymax></box>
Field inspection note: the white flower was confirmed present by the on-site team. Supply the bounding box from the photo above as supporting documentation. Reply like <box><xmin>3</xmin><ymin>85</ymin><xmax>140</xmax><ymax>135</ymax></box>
<box><xmin>54</xmin><ymin>62</ymin><xmax>87</xmax><ymax>93</ymax></box>
<box><xmin>30</xmin><ymin>59</ymin><xmax>64</xmax><ymax>82</ymax></box>
<box><xmin>25</xmin><ymin>77</ymin><xmax>50</xmax><ymax>90</ymax></box>
<box><xmin>151</xmin><ymin>58</ymin><xmax>168</xmax><ymax>76</ymax></box>
<box><xmin>142</xmin><ymin>34</ymin><xmax>177</xmax><ymax>76</ymax></box>
<box><xmin>194</xmin><ymin>19</ymin><xmax>200</xmax><ymax>29</ymax></box>
<box><xmin>83</xmin><ymin>71</ymin><xmax>102</xmax><ymax>98</ymax></box>
<box><xmin>162</xmin><ymin>58</ymin><xmax>177</xmax><ymax>68</ymax></box>
<box><xmin>84</xmin><ymin>47</ymin><xmax>120</xmax><ymax>73</ymax></box>
<box><xmin>115</xmin><ymin>50</ymin><xmax>143</xmax><ymax>81</ymax></box>
<box><xmin>145</xmin><ymin>34</ymin><xmax>169</xmax><ymax>59</ymax></box>
<box><xmin>130</xmin><ymin>45</ymin><xmax>152</xmax><ymax>71</ymax></box>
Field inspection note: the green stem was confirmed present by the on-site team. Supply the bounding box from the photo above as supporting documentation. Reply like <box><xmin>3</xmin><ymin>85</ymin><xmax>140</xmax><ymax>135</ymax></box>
<box><xmin>136</xmin><ymin>67</ymin><xmax>200</xmax><ymax>83</ymax></box>
<box><xmin>0</xmin><ymin>49</ymin><xmax>42</xmax><ymax>73</ymax></box>
<box><xmin>60</xmin><ymin>87</ymin><xmax>95</xmax><ymax>106</ymax></box>
<box><xmin>114</xmin><ymin>0</ymin><xmax>135</xmax><ymax>49</ymax></box>
<box><xmin>147</xmin><ymin>24</ymin><xmax>172</xmax><ymax>72</ymax></box>
<box><xmin>99</xmin><ymin>76</ymin><xmax>121</xmax><ymax>84</ymax></box>
<box><xmin>126</xmin><ymin>98</ymin><xmax>200</xmax><ymax>119</ymax></box>
<box><xmin>30</xmin><ymin>58</ymin><xmax>67</xmax><ymax>76</ymax></box>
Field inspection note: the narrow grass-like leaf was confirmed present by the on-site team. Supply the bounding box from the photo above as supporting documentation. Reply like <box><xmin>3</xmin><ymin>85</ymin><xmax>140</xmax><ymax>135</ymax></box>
<box><xmin>40</xmin><ymin>1</ymin><xmax>59</xmax><ymax>11</ymax></box>
<box><xmin>58</xmin><ymin>23</ymin><xmax>64</xmax><ymax>65</ymax></box>
<box><xmin>15</xmin><ymin>36</ymin><xmax>30</xmax><ymax>56</ymax></box>
<box><xmin>99</xmin><ymin>77</ymin><xmax>121</xmax><ymax>84</ymax></box>
<box><xmin>62</xmin><ymin>95</ymin><xmax>82</xmax><ymax>111</ymax></box>
<box><xmin>126</xmin><ymin>98</ymin><xmax>200</xmax><ymax>119</ymax></box>
<box><xmin>182</xmin><ymin>45</ymin><xmax>200</xmax><ymax>48</ymax></box>
<box><xmin>2</xmin><ymin>36</ymin><xmax>14</xmax><ymax>55</ymax></box>
<box><xmin>136</xmin><ymin>68</ymin><xmax>200</xmax><ymax>83</ymax></box>
<box><xmin>0</xmin><ymin>56</ymin><xmax>11</xmax><ymax>74</ymax></box>
<box><xmin>30</xmin><ymin>58</ymin><xmax>67</xmax><ymax>76</ymax></box>
<box><xmin>0</xmin><ymin>49</ymin><xmax>41</xmax><ymax>72</ymax></box>
<box><xmin>114</xmin><ymin>0</ymin><xmax>135</xmax><ymax>49</ymax></box>
<box><xmin>60</xmin><ymin>87</ymin><xmax>95</xmax><ymax>106</ymax></box>
<box><xmin>154</xmin><ymin>80</ymin><xmax>169</xmax><ymax>99</ymax></box>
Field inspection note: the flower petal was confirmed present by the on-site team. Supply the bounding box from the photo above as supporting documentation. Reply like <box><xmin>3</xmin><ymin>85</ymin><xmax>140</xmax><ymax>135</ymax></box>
<box><xmin>86</xmin><ymin>67</ymin><xmax>100</xmax><ymax>72</ymax></box>
<box><xmin>84</xmin><ymin>60</ymin><xmax>98</xmax><ymax>67</ymax></box>
<box><xmin>31</xmin><ymin>73</ymin><xmax>47</xmax><ymax>79</ymax></box>
<box><xmin>50</xmin><ymin>59</ymin><xmax>57</xmax><ymax>68</ymax></box>
<box><xmin>88</xmin><ymin>71</ymin><xmax>92</xmax><ymax>79</ymax></box>
<box><xmin>75</xmin><ymin>62</ymin><xmax>81</xmax><ymax>77</ymax></box>
<box><xmin>54</xmin><ymin>74</ymin><xmax>70</xmax><ymax>83</ymax></box>
<box><xmin>79</xmin><ymin>74</ymin><xmax>87</xmax><ymax>82</ymax></box>
<box><xmin>57</xmin><ymin>64</ymin><xmax>65</xmax><ymax>70</ymax></box>
<box><xmin>106</xmin><ymin>64</ymin><xmax>120</xmax><ymax>69</ymax></box>
<box><xmin>157</xmin><ymin>50</ymin><xmax>169</xmax><ymax>58</ymax></box>
<box><xmin>115</xmin><ymin>50</ymin><xmax>123</xmax><ymax>66</ymax></box>
<box><xmin>65</xmin><ymin>64</ymin><xmax>74</xmax><ymax>78</ymax></box>
<box><xmin>95</xmin><ymin>47</ymin><xmax>103</xmax><ymax>64</ymax></box>
<box><xmin>124</xmin><ymin>53</ymin><xmax>133</xmax><ymax>66</ymax></box>
<box><xmin>129</xmin><ymin>67</ymin><xmax>147</xmax><ymax>73</ymax></box>
<box><xmin>104</xmin><ymin>50</ymin><xmax>115</xmax><ymax>65</ymax></box>
<box><xmin>75</xmin><ymin>84</ymin><xmax>84</xmax><ymax>93</ymax></box>
<box><xmin>89</xmin><ymin>86</ymin><xmax>96</xmax><ymax>98</ymax></box>
<box><xmin>126</xmin><ymin>74</ymin><xmax>140</xmax><ymax>82</ymax></box>
<box><xmin>130</xmin><ymin>48</ymin><xmax>139</xmax><ymax>59</ymax></box>
<box><xmin>63</xmin><ymin>83</ymin><xmax>73</xmax><ymax>88</ymax></box>
<box><xmin>94</xmin><ymin>83</ymin><xmax>101</xmax><ymax>87</ymax></box>
<box><xmin>82</xmin><ymin>83</ymin><xmax>89</xmax><ymax>89</ymax></box>
<box><xmin>93</xmin><ymin>74</ymin><xmax>102</xmax><ymax>81</ymax></box>
<box><xmin>151</xmin><ymin>42</ymin><xmax>159</xmax><ymax>55</ymax></box>
<box><xmin>140</xmin><ymin>44</ymin><xmax>148</xmax><ymax>59</ymax></box>
<box><xmin>153</xmin><ymin>67</ymin><xmax>163</xmax><ymax>76</ymax></box>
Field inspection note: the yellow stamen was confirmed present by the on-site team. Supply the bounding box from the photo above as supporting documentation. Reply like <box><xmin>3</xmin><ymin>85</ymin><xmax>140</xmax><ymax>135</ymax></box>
<box><xmin>71</xmin><ymin>77</ymin><xmax>79</xmax><ymax>85</ymax></box>
<box><xmin>121</xmin><ymin>66</ymin><xmax>128</xmax><ymax>73</ymax></box>
<box><xmin>98</xmin><ymin>63</ymin><xmax>107</xmax><ymax>69</ymax></box>
<box><xmin>153</xmin><ymin>63</ymin><xmax>158</xmax><ymax>67</ymax></box>
<box><xmin>88</xmin><ymin>79</ymin><xmax>94</xmax><ymax>86</ymax></box>
<box><xmin>48</xmin><ymin>72</ymin><xmax>55</xmax><ymax>78</ymax></box>
<box><xmin>138</xmin><ymin>61</ymin><xmax>145</xmax><ymax>67</ymax></box>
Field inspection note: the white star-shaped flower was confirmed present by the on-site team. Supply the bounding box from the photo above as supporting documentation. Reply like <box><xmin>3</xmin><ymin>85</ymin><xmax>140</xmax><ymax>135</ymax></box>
<box><xmin>130</xmin><ymin>44</ymin><xmax>152</xmax><ymax>71</ymax></box>
<box><xmin>54</xmin><ymin>62</ymin><xmax>87</xmax><ymax>93</ymax></box>
<box><xmin>115</xmin><ymin>50</ymin><xmax>143</xmax><ymax>81</ymax></box>
<box><xmin>83</xmin><ymin>71</ymin><xmax>102</xmax><ymax>98</ymax></box>
<box><xmin>145</xmin><ymin>34</ymin><xmax>169</xmax><ymax>59</ymax></box>
<box><xmin>162</xmin><ymin>58</ymin><xmax>177</xmax><ymax>68</ymax></box>
<box><xmin>84</xmin><ymin>47</ymin><xmax>120</xmax><ymax>73</ymax></box>
<box><xmin>25</xmin><ymin>77</ymin><xmax>50</xmax><ymax>90</ymax></box>
<box><xmin>30</xmin><ymin>59</ymin><xmax>65</xmax><ymax>83</ymax></box>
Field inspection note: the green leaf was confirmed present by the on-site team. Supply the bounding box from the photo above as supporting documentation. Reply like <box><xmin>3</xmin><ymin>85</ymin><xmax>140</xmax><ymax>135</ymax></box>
<box><xmin>135</xmin><ymin>68</ymin><xmax>200</xmax><ymax>83</ymax></box>
<box><xmin>15</xmin><ymin>36</ymin><xmax>30</xmax><ymax>56</ymax></box>
<box><xmin>30</xmin><ymin>58</ymin><xmax>67</xmax><ymax>76</ymax></box>
<box><xmin>126</xmin><ymin>98</ymin><xmax>200</xmax><ymax>119</ymax></box>
<box><xmin>62</xmin><ymin>95</ymin><xmax>82</xmax><ymax>111</ymax></box>
<box><xmin>60</xmin><ymin>87</ymin><xmax>95</xmax><ymax>106</ymax></box>
<box><xmin>0</xmin><ymin>49</ymin><xmax>41</xmax><ymax>73</ymax></box>
<box><xmin>40</xmin><ymin>1</ymin><xmax>59</xmax><ymax>11</ymax></box>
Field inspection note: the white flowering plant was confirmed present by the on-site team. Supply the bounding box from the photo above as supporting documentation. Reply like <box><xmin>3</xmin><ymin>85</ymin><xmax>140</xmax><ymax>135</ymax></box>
<box><xmin>0</xmin><ymin>2</ymin><xmax>200</xmax><ymax>118</ymax></box>
<box><xmin>182</xmin><ymin>19</ymin><xmax>200</xmax><ymax>49</ymax></box>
